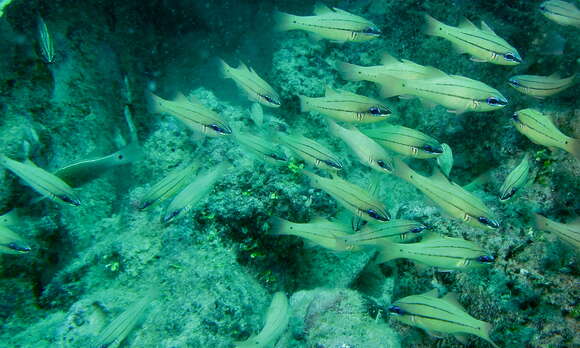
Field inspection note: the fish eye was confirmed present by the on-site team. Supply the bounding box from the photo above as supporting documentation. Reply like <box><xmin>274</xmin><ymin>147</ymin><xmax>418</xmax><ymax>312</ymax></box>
<box><xmin>59</xmin><ymin>195</ymin><xmax>80</xmax><ymax>206</ymax></box>
<box><xmin>376</xmin><ymin>160</ymin><xmax>392</xmax><ymax>172</ymax></box>
<box><xmin>322</xmin><ymin>159</ymin><xmax>343</xmax><ymax>169</ymax></box>
<box><xmin>478</xmin><ymin>216</ymin><xmax>499</xmax><ymax>228</ymax></box>
<box><xmin>501</xmin><ymin>188</ymin><xmax>517</xmax><ymax>201</ymax></box>
<box><xmin>388</xmin><ymin>305</ymin><xmax>405</xmax><ymax>315</ymax></box>
<box><xmin>366</xmin><ymin>209</ymin><xmax>389</xmax><ymax>222</ymax></box>
<box><xmin>7</xmin><ymin>242</ymin><xmax>30</xmax><ymax>253</ymax></box>
<box><xmin>368</xmin><ymin>106</ymin><xmax>390</xmax><ymax>116</ymax></box>
<box><xmin>410</xmin><ymin>226</ymin><xmax>425</xmax><ymax>234</ymax></box>
<box><xmin>477</xmin><ymin>255</ymin><xmax>495</xmax><ymax>263</ymax></box>
<box><xmin>486</xmin><ymin>96</ymin><xmax>507</xmax><ymax>106</ymax></box>
<box><xmin>512</xmin><ymin>112</ymin><xmax>519</xmax><ymax>122</ymax></box>
<box><xmin>421</xmin><ymin>145</ymin><xmax>443</xmax><ymax>154</ymax></box>
<box><xmin>503</xmin><ymin>53</ymin><xmax>520</xmax><ymax>63</ymax></box>
<box><xmin>263</xmin><ymin>95</ymin><xmax>280</xmax><ymax>106</ymax></box>
<box><xmin>362</xmin><ymin>27</ymin><xmax>381</xmax><ymax>35</ymax></box>
<box><xmin>508</xmin><ymin>79</ymin><xmax>521</xmax><ymax>87</ymax></box>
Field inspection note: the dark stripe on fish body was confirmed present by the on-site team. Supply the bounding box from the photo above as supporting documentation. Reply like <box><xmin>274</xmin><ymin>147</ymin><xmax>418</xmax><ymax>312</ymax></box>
<box><xmin>283</xmin><ymin>139</ymin><xmax>338</xmax><ymax>163</ymax></box>
<box><xmin>544</xmin><ymin>4</ymin><xmax>580</xmax><ymax>20</ymax></box>
<box><xmin>401</xmin><ymin>301</ymin><xmax>457</xmax><ymax>316</ymax></box>
<box><xmin>448</xmin><ymin>31</ymin><xmax>511</xmax><ymax>53</ymax></box>
<box><xmin>513</xmin><ymin>78</ymin><xmax>570</xmax><ymax>91</ymax></box>
<box><xmin>405</xmin><ymin>312</ymin><xmax>482</xmax><ymax>331</ymax></box>
<box><xmin>517</xmin><ymin>116</ymin><xmax>562</xmax><ymax>144</ymax></box>
<box><xmin>416</xmin><ymin>177</ymin><xmax>491</xmax><ymax>216</ymax></box>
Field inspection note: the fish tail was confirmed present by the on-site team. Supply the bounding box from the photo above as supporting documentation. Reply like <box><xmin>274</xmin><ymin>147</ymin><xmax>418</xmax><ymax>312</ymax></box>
<box><xmin>392</xmin><ymin>157</ymin><xmax>413</xmax><ymax>183</ymax></box>
<box><xmin>566</xmin><ymin>138</ymin><xmax>580</xmax><ymax>161</ymax></box>
<box><xmin>377</xmin><ymin>75</ymin><xmax>407</xmax><ymax>98</ymax></box>
<box><xmin>145</xmin><ymin>90</ymin><xmax>163</xmax><ymax>115</ymax></box>
<box><xmin>217</xmin><ymin>58</ymin><xmax>233</xmax><ymax>79</ymax></box>
<box><xmin>327</xmin><ymin>119</ymin><xmax>343</xmax><ymax>138</ymax></box>
<box><xmin>273</xmin><ymin>11</ymin><xmax>298</xmax><ymax>32</ymax></box>
<box><xmin>532</xmin><ymin>213</ymin><xmax>549</xmax><ymax>231</ymax></box>
<box><xmin>480</xmin><ymin>321</ymin><xmax>499</xmax><ymax>348</ymax></box>
<box><xmin>268</xmin><ymin>216</ymin><xmax>289</xmax><ymax>236</ymax></box>
<box><xmin>298</xmin><ymin>95</ymin><xmax>311</xmax><ymax>112</ymax></box>
<box><xmin>375</xmin><ymin>243</ymin><xmax>401</xmax><ymax>264</ymax></box>
<box><xmin>423</xmin><ymin>14</ymin><xmax>444</xmax><ymax>37</ymax></box>
<box><xmin>335</xmin><ymin>61</ymin><xmax>364</xmax><ymax>81</ymax></box>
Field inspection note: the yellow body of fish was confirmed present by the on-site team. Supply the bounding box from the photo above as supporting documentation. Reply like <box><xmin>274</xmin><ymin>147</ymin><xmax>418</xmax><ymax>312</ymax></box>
<box><xmin>234</xmin><ymin>131</ymin><xmax>287</xmax><ymax>165</ymax></box>
<box><xmin>0</xmin><ymin>225</ymin><xmax>31</xmax><ymax>255</ymax></box>
<box><xmin>437</xmin><ymin>143</ymin><xmax>453</xmax><ymax>178</ymax></box>
<box><xmin>148</xmin><ymin>92</ymin><xmax>232</xmax><ymax>136</ymax></box>
<box><xmin>138</xmin><ymin>161</ymin><xmax>199</xmax><ymax>210</ymax></box>
<box><xmin>389</xmin><ymin>290</ymin><xmax>498</xmax><ymax>348</ymax></box>
<box><xmin>274</xmin><ymin>3</ymin><xmax>381</xmax><ymax>43</ymax></box>
<box><xmin>540</xmin><ymin>0</ymin><xmax>580</xmax><ymax>28</ymax></box>
<box><xmin>362</xmin><ymin>124</ymin><xmax>443</xmax><ymax>159</ymax></box>
<box><xmin>336</xmin><ymin>219</ymin><xmax>427</xmax><ymax>251</ymax></box>
<box><xmin>379</xmin><ymin>68</ymin><xmax>508</xmax><ymax>114</ymax></box>
<box><xmin>219</xmin><ymin>59</ymin><xmax>281</xmax><ymax>108</ymax></box>
<box><xmin>303</xmin><ymin>171</ymin><xmax>390</xmax><ymax>222</ymax></box>
<box><xmin>508</xmin><ymin>73</ymin><xmax>576</xmax><ymax>98</ymax></box>
<box><xmin>235</xmin><ymin>292</ymin><xmax>289</xmax><ymax>348</ymax></box>
<box><xmin>269</xmin><ymin>216</ymin><xmax>352</xmax><ymax>251</ymax></box>
<box><xmin>376</xmin><ymin>232</ymin><xmax>494</xmax><ymax>270</ymax></box>
<box><xmin>0</xmin><ymin>154</ymin><xmax>81</xmax><ymax>206</ymax></box>
<box><xmin>329</xmin><ymin>121</ymin><xmax>393</xmax><ymax>173</ymax></box>
<box><xmin>511</xmin><ymin>109</ymin><xmax>580</xmax><ymax>160</ymax></box>
<box><xmin>393</xmin><ymin>159</ymin><xmax>499</xmax><ymax>230</ymax></box>
<box><xmin>299</xmin><ymin>87</ymin><xmax>391</xmax><ymax>124</ymax></box>
<box><xmin>499</xmin><ymin>154</ymin><xmax>533</xmax><ymax>201</ymax></box>
<box><xmin>274</xmin><ymin>133</ymin><xmax>343</xmax><ymax>171</ymax></box>
<box><xmin>424</xmin><ymin>15</ymin><xmax>522</xmax><ymax>65</ymax></box>
<box><xmin>534</xmin><ymin>214</ymin><xmax>580</xmax><ymax>252</ymax></box>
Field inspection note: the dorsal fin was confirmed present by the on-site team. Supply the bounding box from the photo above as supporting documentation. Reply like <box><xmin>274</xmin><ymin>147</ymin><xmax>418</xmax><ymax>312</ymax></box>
<box><xmin>401</xmin><ymin>59</ymin><xmax>424</xmax><ymax>69</ymax></box>
<box><xmin>381</xmin><ymin>52</ymin><xmax>400</xmax><ymax>65</ymax></box>
<box><xmin>442</xmin><ymin>292</ymin><xmax>466</xmax><ymax>311</ymax></box>
<box><xmin>420</xmin><ymin>288</ymin><xmax>440</xmax><ymax>298</ymax></box>
<box><xmin>313</xmin><ymin>2</ymin><xmax>333</xmax><ymax>15</ymax></box>
<box><xmin>172</xmin><ymin>92</ymin><xmax>189</xmax><ymax>103</ymax></box>
<box><xmin>325</xmin><ymin>85</ymin><xmax>340</xmax><ymax>96</ymax></box>
<box><xmin>480</xmin><ymin>20</ymin><xmax>496</xmax><ymax>35</ymax></box>
<box><xmin>458</xmin><ymin>17</ymin><xmax>478</xmax><ymax>30</ymax></box>
<box><xmin>548</xmin><ymin>72</ymin><xmax>561</xmax><ymax>79</ymax></box>
<box><xmin>422</xmin><ymin>66</ymin><xmax>447</xmax><ymax>79</ymax></box>
<box><xmin>431</xmin><ymin>166</ymin><xmax>451</xmax><ymax>183</ymax></box>
<box><xmin>237</xmin><ymin>61</ymin><xmax>249</xmax><ymax>71</ymax></box>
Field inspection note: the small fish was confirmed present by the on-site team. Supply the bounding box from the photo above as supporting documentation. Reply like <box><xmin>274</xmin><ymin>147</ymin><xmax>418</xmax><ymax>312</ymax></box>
<box><xmin>37</xmin><ymin>16</ymin><xmax>55</xmax><ymax>63</ymax></box>
<box><xmin>273</xmin><ymin>132</ymin><xmax>343</xmax><ymax>171</ymax></box>
<box><xmin>392</xmin><ymin>158</ymin><xmax>499</xmax><ymax>230</ymax></box>
<box><xmin>388</xmin><ymin>290</ymin><xmax>498</xmax><ymax>348</ymax></box>
<box><xmin>508</xmin><ymin>73</ymin><xmax>576</xmax><ymax>98</ymax></box>
<box><xmin>540</xmin><ymin>0</ymin><xmax>580</xmax><ymax>28</ymax></box>
<box><xmin>436</xmin><ymin>143</ymin><xmax>453</xmax><ymax>178</ymax></box>
<box><xmin>234</xmin><ymin>131</ymin><xmax>288</xmax><ymax>165</ymax></box>
<box><xmin>274</xmin><ymin>3</ymin><xmax>381</xmax><ymax>43</ymax></box>
<box><xmin>235</xmin><ymin>292</ymin><xmax>289</xmax><ymax>348</ymax></box>
<box><xmin>498</xmin><ymin>154</ymin><xmax>533</xmax><ymax>201</ymax></box>
<box><xmin>511</xmin><ymin>109</ymin><xmax>580</xmax><ymax>160</ymax></box>
<box><xmin>377</xmin><ymin>232</ymin><xmax>494</xmax><ymax>270</ymax></box>
<box><xmin>0</xmin><ymin>225</ymin><xmax>31</xmax><ymax>255</ymax></box>
<box><xmin>0</xmin><ymin>209</ymin><xmax>19</xmax><ymax>227</ymax></box>
<box><xmin>424</xmin><ymin>15</ymin><xmax>522</xmax><ymax>65</ymax></box>
<box><xmin>218</xmin><ymin>59</ymin><xmax>281</xmax><ymax>108</ymax></box>
<box><xmin>148</xmin><ymin>92</ymin><xmax>232</xmax><ymax>137</ymax></box>
<box><xmin>0</xmin><ymin>154</ymin><xmax>81</xmax><ymax>206</ymax></box>
<box><xmin>54</xmin><ymin>142</ymin><xmax>143</xmax><ymax>187</ymax></box>
<box><xmin>379</xmin><ymin>68</ymin><xmax>508</xmax><ymax>114</ymax></box>
<box><xmin>336</xmin><ymin>53</ymin><xmax>432</xmax><ymax>85</ymax></box>
<box><xmin>362</xmin><ymin>124</ymin><xmax>443</xmax><ymax>159</ymax></box>
<box><xmin>268</xmin><ymin>216</ymin><xmax>352</xmax><ymax>251</ymax></box>
<box><xmin>138</xmin><ymin>161</ymin><xmax>199</xmax><ymax>210</ymax></box>
<box><xmin>336</xmin><ymin>219</ymin><xmax>428</xmax><ymax>251</ymax></box>
<box><xmin>533</xmin><ymin>214</ymin><xmax>580</xmax><ymax>252</ymax></box>
<box><xmin>329</xmin><ymin>121</ymin><xmax>393</xmax><ymax>173</ymax></box>
<box><xmin>163</xmin><ymin>163</ymin><xmax>229</xmax><ymax>223</ymax></box>
<box><xmin>303</xmin><ymin>171</ymin><xmax>390</xmax><ymax>222</ymax></box>
<box><xmin>299</xmin><ymin>86</ymin><xmax>391</xmax><ymax>124</ymax></box>
<box><xmin>249</xmin><ymin>103</ymin><xmax>264</xmax><ymax>127</ymax></box>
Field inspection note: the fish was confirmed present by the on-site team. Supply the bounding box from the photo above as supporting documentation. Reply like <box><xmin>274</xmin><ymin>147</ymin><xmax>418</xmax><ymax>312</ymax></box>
<box><xmin>218</xmin><ymin>59</ymin><xmax>281</xmax><ymax>108</ymax></box>
<box><xmin>361</xmin><ymin>124</ymin><xmax>443</xmax><ymax>159</ymax></box>
<box><xmin>511</xmin><ymin>109</ymin><xmax>580</xmax><ymax>160</ymax></box>
<box><xmin>377</xmin><ymin>232</ymin><xmax>494</xmax><ymax>270</ymax></box>
<box><xmin>328</xmin><ymin>121</ymin><xmax>393</xmax><ymax>173</ymax></box>
<box><xmin>234</xmin><ymin>131</ymin><xmax>288</xmax><ymax>165</ymax></box>
<box><xmin>378</xmin><ymin>68</ymin><xmax>508</xmax><ymax>114</ymax></box>
<box><xmin>436</xmin><ymin>143</ymin><xmax>454</xmax><ymax>178</ymax></box>
<box><xmin>424</xmin><ymin>15</ymin><xmax>522</xmax><ymax>65</ymax></box>
<box><xmin>336</xmin><ymin>53</ymin><xmax>432</xmax><ymax>85</ymax></box>
<box><xmin>392</xmin><ymin>158</ymin><xmax>499</xmax><ymax>230</ymax></box>
<box><xmin>273</xmin><ymin>132</ymin><xmax>343</xmax><ymax>171</ymax></box>
<box><xmin>268</xmin><ymin>216</ymin><xmax>352</xmax><ymax>251</ymax></box>
<box><xmin>303</xmin><ymin>170</ymin><xmax>390</xmax><ymax>222</ymax></box>
<box><xmin>298</xmin><ymin>86</ymin><xmax>391</xmax><ymax>124</ymax></box>
<box><xmin>249</xmin><ymin>103</ymin><xmax>264</xmax><ymax>127</ymax></box>
<box><xmin>148</xmin><ymin>92</ymin><xmax>232</xmax><ymax>137</ymax></box>
<box><xmin>0</xmin><ymin>209</ymin><xmax>19</xmax><ymax>227</ymax></box>
<box><xmin>0</xmin><ymin>225</ymin><xmax>31</xmax><ymax>255</ymax></box>
<box><xmin>498</xmin><ymin>154</ymin><xmax>533</xmax><ymax>201</ymax></box>
<box><xmin>533</xmin><ymin>214</ymin><xmax>580</xmax><ymax>252</ymax></box>
<box><xmin>539</xmin><ymin>0</ymin><xmax>580</xmax><ymax>28</ymax></box>
<box><xmin>336</xmin><ymin>219</ymin><xmax>428</xmax><ymax>251</ymax></box>
<box><xmin>0</xmin><ymin>154</ymin><xmax>81</xmax><ymax>206</ymax></box>
<box><xmin>508</xmin><ymin>73</ymin><xmax>576</xmax><ymax>98</ymax></box>
<box><xmin>235</xmin><ymin>292</ymin><xmax>289</xmax><ymax>348</ymax></box>
<box><xmin>163</xmin><ymin>163</ymin><xmax>229</xmax><ymax>223</ymax></box>
<box><xmin>138</xmin><ymin>161</ymin><xmax>199</xmax><ymax>210</ymax></box>
<box><xmin>274</xmin><ymin>3</ymin><xmax>381</xmax><ymax>43</ymax></box>
<box><xmin>388</xmin><ymin>289</ymin><xmax>498</xmax><ymax>348</ymax></box>
<box><xmin>37</xmin><ymin>16</ymin><xmax>55</xmax><ymax>63</ymax></box>
<box><xmin>54</xmin><ymin>142</ymin><xmax>143</xmax><ymax>187</ymax></box>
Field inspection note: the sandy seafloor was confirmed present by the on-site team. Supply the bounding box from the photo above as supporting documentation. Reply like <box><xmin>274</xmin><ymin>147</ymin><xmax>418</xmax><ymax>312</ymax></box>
<box><xmin>0</xmin><ymin>0</ymin><xmax>578</xmax><ymax>347</ymax></box>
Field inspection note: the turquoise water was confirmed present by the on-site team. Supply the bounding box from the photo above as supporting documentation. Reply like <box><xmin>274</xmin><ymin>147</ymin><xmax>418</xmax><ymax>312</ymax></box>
<box><xmin>0</xmin><ymin>0</ymin><xmax>578</xmax><ymax>347</ymax></box>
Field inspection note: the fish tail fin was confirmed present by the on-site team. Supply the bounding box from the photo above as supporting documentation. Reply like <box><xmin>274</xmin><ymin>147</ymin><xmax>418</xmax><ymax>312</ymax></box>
<box><xmin>217</xmin><ymin>58</ymin><xmax>233</xmax><ymax>79</ymax></box>
<box><xmin>145</xmin><ymin>90</ymin><xmax>163</xmax><ymax>115</ymax></box>
<box><xmin>480</xmin><ymin>321</ymin><xmax>499</xmax><ymax>348</ymax></box>
<box><xmin>268</xmin><ymin>216</ymin><xmax>289</xmax><ymax>236</ymax></box>
<box><xmin>335</xmin><ymin>61</ymin><xmax>364</xmax><ymax>81</ymax></box>
<box><xmin>566</xmin><ymin>138</ymin><xmax>580</xmax><ymax>161</ymax></box>
<box><xmin>117</xmin><ymin>141</ymin><xmax>144</xmax><ymax>164</ymax></box>
<box><xmin>532</xmin><ymin>213</ymin><xmax>549</xmax><ymax>231</ymax></box>
<box><xmin>298</xmin><ymin>95</ymin><xmax>311</xmax><ymax>112</ymax></box>
<box><xmin>423</xmin><ymin>14</ymin><xmax>444</xmax><ymax>37</ymax></box>
<box><xmin>375</xmin><ymin>243</ymin><xmax>401</xmax><ymax>264</ymax></box>
<box><xmin>377</xmin><ymin>75</ymin><xmax>407</xmax><ymax>98</ymax></box>
<box><xmin>392</xmin><ymin>157</ymin><xmax>413</xmax><ymax>183</ymax></box>
<box><xmin>273</xmin><ymin>11</ymin><xmax>298</xmax><ymax>32</ymax></box>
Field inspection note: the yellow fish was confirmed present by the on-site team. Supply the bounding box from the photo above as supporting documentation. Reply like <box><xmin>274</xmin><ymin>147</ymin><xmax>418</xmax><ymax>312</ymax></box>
<box><xmin>148</xmin><ymin>92</ymin><xmax>232</xmax><ymax>136</ymax></box>
<box><xmin>329</xmin><ymin>121</ymin><xmax>393</xmax><ymax>173</ymax></box>
<box><xmin>424</xmin><ymin>15</ymin><xmax>522</xmax><ymax>65</ymax></box>
<box><xmin>234</xmin><ymin>131</ymin><xmax>288</xmax><ymax>166</ymax></box>
<box><xmin>37</xmin><ymin>16</ymin><xmax>55</xmax><ymax>64</ymax></box>
<box><xmin>336</xmin><ymin>219</ymin><xmax>428</xmax><ymax>251</ymax></box>
<box><xmin>379</xmin><ymin>68</ymin><xmax>508</xmax><ymax>114</ymax></box>
<box><xmin>273</xmin><ymin>132</ymin><xmax>343</xmax><ymax>171</ymax></box>
<box><xmin>299</xmin><ymin>87</ymin><xmax>391</xmax><ymax>124</ymax></box>
<box><xmin>508</xmin><ymin>73</ymin><xmax>576</xmax><ymax>98</ymax></box>
<box><xmin>533</xmin><ymin>214</ymin><xmax>580</xmax><ymax>252</ymax></box>
<box><xmin>0</xmin><ymin>154</ymin><xmax>81</xmax><ymax>206</ymax></box>
<box><xmin>540</xmin><ymin>0</ymin><xmax>580</xmax><ymax>28</ymax></box>
<box><xmin>388</xmin><ymin>290</ymin><xmax>498</xmax><ymax>348</ymax></box>
<box><xmin>274</xmin><ymin>3</ymin><xmax>381</xmax><ymax>43</ymax></box>
<box><xmin>303</xmin><ymin>171</ymin><xmax>390</xmax><ymax>222</ymax></box>
<box><xmin>235</xmin><ymin>292</ymin><xmax>289</xmax><ymax>348</ymax></box>
<box><xmin>0</xmin><ymin>225</ymin><xmax>31</xmax><ymax>255</ymax></box>
<box><xmin>268</xmin><ymin>216</ymin><xmax>352</xmax><ymax>251</ymax></box>
<box><xmin>436</xmin><ymin>143</ymin><xmax>453</xmax><ymax>178</ymax></box>
<box><xmin>138</xmin><ymin>161</ymin><xmax>199</xmax><ymax>210</ymax></box>
<box><xmin>393</xmin><ymin>158</ymin><xmax>499</xmax><ymax>230</ymax></box>
<box><xmin>511</xmin><ymin>109</ymin><xmax>580</xmax><ymax>160</ymax></box>
<box><xmin>219</xmin><ymin>59</ymin><xmax>281</xmax><ymax>108</ymax></box>
<box><xmin>362</xmin><ymin>124</ymin><xmax>443</xmax><ymax>159</ymax></box>
<box><xmin>498</xmin><ymin>154</ymin><xmax>533</xmax><ymax>201</ymax></box>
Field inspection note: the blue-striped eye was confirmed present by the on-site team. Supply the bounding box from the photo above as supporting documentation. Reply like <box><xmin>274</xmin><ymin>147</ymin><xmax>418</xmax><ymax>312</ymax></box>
<box><xmin>362</xmin><ymin>27</ymin><xmax>381</xmax><ymax>35</ymax></box>
<box><xmin>7</xmin><ymin>242</ymin><xmax>31</xmax><ymax>253</ymax></box>
<box><xmin>422</xmin><ymin>145</ymin><xmax>443</xmax><ymax>154</ymax></box>
<box><xmin>478</xmin><ymin>216</ymin><xmax>499</xmax><ymax>228</ymax></box>
<box><xmin>368</xmin><ymin>106</ymin><xmax>390</xmax><ymax>116</ymax></box>
<box><xmin>377</xmin><ymin>160</ymin><xmax>392</xmax><ymax>172</ymax></box>
<box><xmin>410</xmin><ymin>226</ymin><xmax>426</xmax><ymax>234</ymax></box>
<box><xmin>367</xmin><ymin>209</ymin><xmax>389</xmax><ymax>222</ymax></box>
<box><xmin>208</xmin><ymin>124</ymin><xmax>231</xmax><ymax>134</ymax></box>
<box><xmin>388</xmin><ymin>305</ymin><xmax>405</xmax><ymax>315</ymax></box>
<box><xmin>263</xmin><ymin>95</ymin><xmax>281</xmax><ymax>106</ymax></box>
<box><xmin>512</xmin><ymin>112</ymin><xmax>519</xmax><ymax>122</ymax></box>
<box><xmin>486</xmin><ymin>97</ymin><xmax>507</xmax><ymax>106</ymax></box>
<box><xmin>477</xmin><ymin>255</ymin><xmax>495</xmax><ymax>263</ymax></box>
